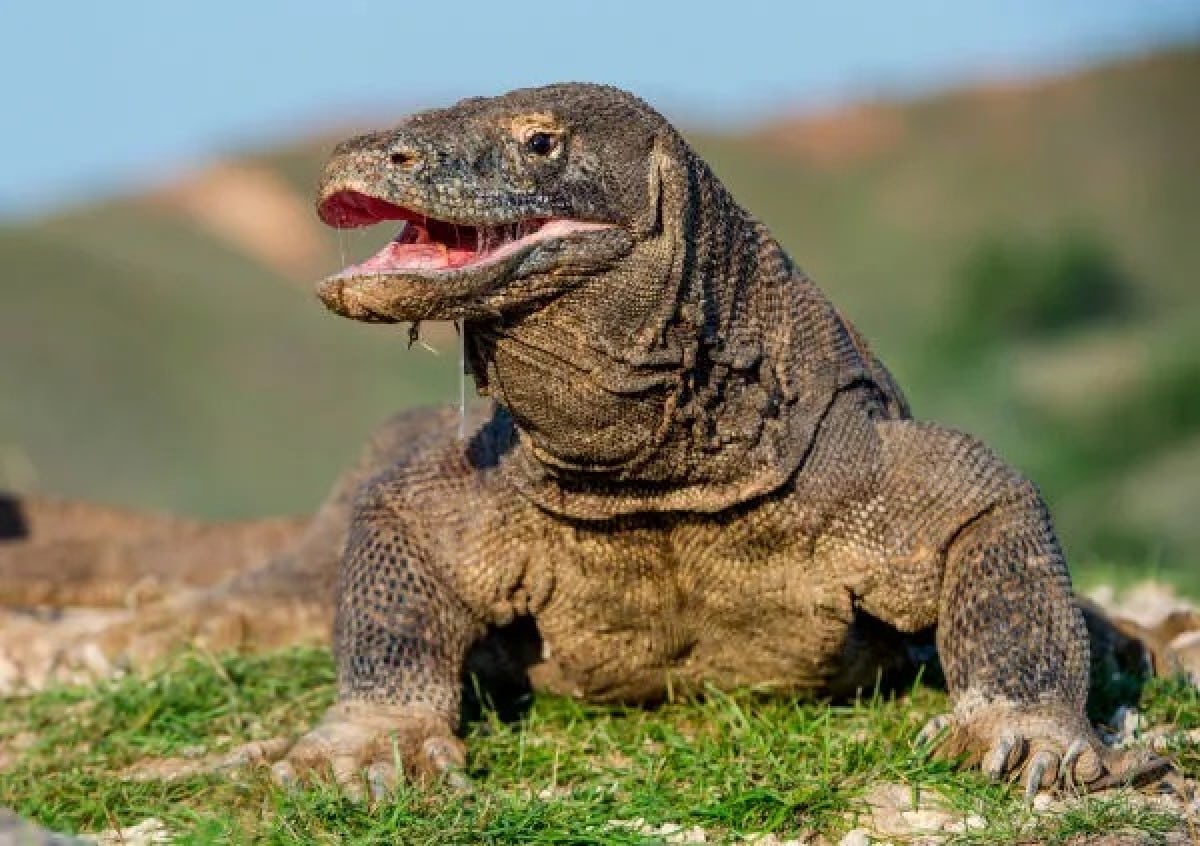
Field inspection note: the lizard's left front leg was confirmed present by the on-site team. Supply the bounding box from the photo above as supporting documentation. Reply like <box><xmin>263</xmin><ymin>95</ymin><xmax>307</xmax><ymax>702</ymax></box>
<box><xmin>868</xmin><ymin>422</ymin><xmax>1168</xmax><ymax>798</ymax></box>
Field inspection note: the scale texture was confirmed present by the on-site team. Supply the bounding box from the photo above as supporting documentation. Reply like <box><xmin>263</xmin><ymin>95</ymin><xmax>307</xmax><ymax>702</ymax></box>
<box><xmin>0</xmin><ymin>83</ymin><xmax>1172</xmax><ymax>799</ymax></box>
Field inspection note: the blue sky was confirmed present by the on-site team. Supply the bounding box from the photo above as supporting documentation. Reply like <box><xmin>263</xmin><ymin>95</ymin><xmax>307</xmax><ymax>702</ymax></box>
<box><xmin>2</xmin><ymin>0</ymin><xmax>1196</xmax><ymax>218</ymax></box>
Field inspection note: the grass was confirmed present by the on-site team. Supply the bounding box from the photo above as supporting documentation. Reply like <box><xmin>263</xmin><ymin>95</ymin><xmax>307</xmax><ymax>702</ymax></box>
<box><xmin>1</xmin><ymin>649</ymin><xmax>1195</xmax><ymax>844</ymax></box>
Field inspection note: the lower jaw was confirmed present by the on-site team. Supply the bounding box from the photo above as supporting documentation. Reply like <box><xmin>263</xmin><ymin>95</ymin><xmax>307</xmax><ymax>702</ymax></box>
<box><xmin>316</xmin><ymin>268</ymin><xmax>511</xmax><ymax>323</ymax></box>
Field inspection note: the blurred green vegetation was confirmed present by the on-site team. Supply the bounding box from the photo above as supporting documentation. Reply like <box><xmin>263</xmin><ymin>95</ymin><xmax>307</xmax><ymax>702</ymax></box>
<box><xmin>1</xmin><ymin>47</ymin><xmax>1197</xmax><ymax>592</ymax></box>
<box><xmin>946</xmin><ymin>231</ymin><xmax>1138</xmax><ymax>347</ymax></box>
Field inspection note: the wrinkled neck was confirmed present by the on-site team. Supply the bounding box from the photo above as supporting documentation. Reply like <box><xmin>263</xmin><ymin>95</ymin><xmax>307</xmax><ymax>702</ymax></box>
<box><xmin>473</xmin><ymin>154</ymin><xmax>872</xmax><ymax>519</ymax></box>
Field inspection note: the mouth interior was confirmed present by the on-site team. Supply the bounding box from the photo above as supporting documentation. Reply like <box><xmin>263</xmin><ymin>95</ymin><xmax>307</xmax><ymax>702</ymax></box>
<box><xmin>319</xmin><ymin>190</ymin><xmax>608</xmax><ymax>276</ymax></box>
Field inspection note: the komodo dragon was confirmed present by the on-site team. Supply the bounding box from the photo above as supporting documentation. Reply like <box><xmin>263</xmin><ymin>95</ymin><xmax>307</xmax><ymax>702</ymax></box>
<box><xmin>0</xmin><ymin>83</ymin><xmax>1177</xmax><ymax>801</ymax></box>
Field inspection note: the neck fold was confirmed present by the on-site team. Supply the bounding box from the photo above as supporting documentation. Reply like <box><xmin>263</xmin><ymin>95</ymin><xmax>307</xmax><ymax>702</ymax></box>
<box><xmin>475</xmin><ymin>148</ymin><xmax>875</xmax><ymax>519</ymax></box>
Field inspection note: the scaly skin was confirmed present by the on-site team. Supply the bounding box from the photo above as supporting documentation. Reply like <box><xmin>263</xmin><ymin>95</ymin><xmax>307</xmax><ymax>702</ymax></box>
<box><xmin>283</xmin><ymin>82</ymin><xmax>1168</xmax><ymax>797</ymax></box>
<box><xmin>0</xmin><ymin>84</ymin><xmax>1174</xmax><ymax>800</ymax></box>
<box><xmin>0</xmin><ymin>493</ymin><xmax>304</xmax><ymax>607</ymax></box>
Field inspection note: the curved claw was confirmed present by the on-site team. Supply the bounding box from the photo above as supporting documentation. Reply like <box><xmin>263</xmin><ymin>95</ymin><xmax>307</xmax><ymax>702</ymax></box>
<box><xmin>443</xmin><ymin>767</ymin><xmax>475</xmax><ymax>793</ymax></box>
<box><xmin>1058</xmin><ymin>738</ymin><xmax>1094</xmax><ymax>789</ymax></box>
<box><xmin>366</xmin><ymin>761</ymin><xmax>398</xmax><ymax>800</ymax></box>
<box><xmin>422</xmin><ymin>735</ymin><xmax>473</xmax><ymax>793</ymax></box>
<box><xmin>1023</xmin><ymin>748</ymin><xmax>1060</xmax><ymax>804</ymax></box>
<box><xmin>915</xmin><ymin>713</ymin><xmax>953</xmax><ymax>750</ymax></box>
<box><xmin>982</xmin><ymin>732</ymin><xmax>1025</xmax><ymax>782</ymax></box>
<box><xmin>270</xmin><ymin>759</ymin><xmax>299</xmax><ymax>789</ymax></box>
<box><xmin>265</xmin><ymin>702</ymin><xmax>468</xmax><ymax>800</ymax></box>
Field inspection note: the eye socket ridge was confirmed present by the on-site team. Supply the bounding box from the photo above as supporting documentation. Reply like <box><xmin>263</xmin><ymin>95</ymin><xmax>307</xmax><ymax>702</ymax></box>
<box><xmin>524</xmin><ymin>130</ymin><xmax>561</xmax><ymax>157</ymax></box>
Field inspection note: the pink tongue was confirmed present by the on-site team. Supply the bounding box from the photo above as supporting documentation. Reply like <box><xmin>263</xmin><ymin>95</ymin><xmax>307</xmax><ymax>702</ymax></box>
<box><xmin>347</xmin><ymin>241</ymin><xmax>479</xmax><ymax>274</ymax></box>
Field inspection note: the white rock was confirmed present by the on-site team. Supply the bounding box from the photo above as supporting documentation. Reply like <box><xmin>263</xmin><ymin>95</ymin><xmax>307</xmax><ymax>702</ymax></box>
<box><xmin>943</xmin><ymin>813</ymin><xmax>986</xmax><ymax>833</ymax></box>
<box><xmin>1111</xmin><ymin>705</ymin><xmax>1144</xmax><ymax>744</ymax></box>
<box><xmin>91</xmin><ymin>817</ymin><xmax>170</xmax><ymax>845</ymax></box>
<box><xmin>838</xmin><ymin>829</ymin><xmax>871</xmax><ymax>846</ymax></box>
<box><xmin>741</xmin><ymin>835</ymin><xmax>811</xmax><ymax>846</ymax></box>
<box><xmin>898</xmin><ymin>808</ymin><xmax>951</xmax><ymax>832</ymax></box>
<box><xmin>606</xmin><ymin>818</ymin><xmax>708</xmax><ymax>843</ymax></box>
<box><xmin>1032</xmin><ymin>793</ymin><xmax>1058</xmax><ymax>812</ymax></box>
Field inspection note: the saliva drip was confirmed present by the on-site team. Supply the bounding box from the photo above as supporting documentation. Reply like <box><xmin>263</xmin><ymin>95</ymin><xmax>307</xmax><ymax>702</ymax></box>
<box><xmin>403</xmin><ymin>321</ymin><xmax>464</xmax><ymax>440</ymax></box>
<box><xmin>456</xmin><ymin>321</ymin><xmax>467</xmax><ymax>441</ymax></box>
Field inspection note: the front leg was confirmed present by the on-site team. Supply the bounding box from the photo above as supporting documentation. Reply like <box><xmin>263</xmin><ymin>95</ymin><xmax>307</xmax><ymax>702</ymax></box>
<box><xmin>930</xmin><ymin>486</ymin><xmax>1167</xmax><ymax>797</ymax></box>
<box><xmin>867</xmin><ymin>422</ymin><xmax>1167</xmax><ymax>796</ymax></box>
<box><xmin>274</xmin><ymin>477</ymin><xmax>483</xmax><ymax>796</ymax></box>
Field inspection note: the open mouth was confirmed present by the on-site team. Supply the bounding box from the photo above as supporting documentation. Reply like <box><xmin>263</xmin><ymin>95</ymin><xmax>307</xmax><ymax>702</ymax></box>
<box><xmin>319</xmin><ymin>190</ymin><xmax>612</xmax><ymax>276</ymax></box>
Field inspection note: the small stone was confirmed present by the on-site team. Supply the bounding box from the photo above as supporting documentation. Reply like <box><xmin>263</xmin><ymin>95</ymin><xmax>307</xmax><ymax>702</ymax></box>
<box><xmin>605</xmin><ymin>817</ymin><xmax>645</xmax><ymax>830</ymax></box>
<box><xmin>92</xmin><ymin>817</ymin><xmax>171</xmax><ymax>845</ymax></box>
<box><xmin>1032</xmin><ymin>793</ymin><xmax>1059</xmax><ymax>812</ymax></box>
<box><xmin>668</xmin><ymin>825</ymin><xmax>708</xmax><ymax>843</ymax></box>
<box><xmin>1111</xmin><ymin>705</ymin><xmax>1144</xmax><ymax>744</ymax></box>
<box><xmin>943</xmin><ymin>812</ymin><xmax>987</xmax><ymax>833</ymax></box>
<box><xmin>838</xmin><ymin>829</ymin><xmax>871</xmax><ymax>846</ymax></box>
<box><xmin>899</xmin><ymin>808</ymin><xmax>953</xmax><ymax>832</ymax></box>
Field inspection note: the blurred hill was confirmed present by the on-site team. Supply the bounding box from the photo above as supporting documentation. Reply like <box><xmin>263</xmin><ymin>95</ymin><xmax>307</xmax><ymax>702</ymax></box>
<box><xmin>1</xmin><ymin>46</ymin><xmax>1197</xmax><ymax>591</ymax></box>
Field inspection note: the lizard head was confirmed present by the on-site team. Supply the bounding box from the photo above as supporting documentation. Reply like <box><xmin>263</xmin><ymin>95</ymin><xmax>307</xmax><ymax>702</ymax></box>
<box><xmin>315</xmin><ymin>83</ymin><xmax>683</xmax><ymax>322</ymax></box>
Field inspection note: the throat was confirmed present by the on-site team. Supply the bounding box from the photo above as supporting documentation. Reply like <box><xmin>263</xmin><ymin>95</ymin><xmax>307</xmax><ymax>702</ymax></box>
<box><xmin>477</xmin><ymin>327</ymin><xmax>676</xmax><ymax>474</ymax></box>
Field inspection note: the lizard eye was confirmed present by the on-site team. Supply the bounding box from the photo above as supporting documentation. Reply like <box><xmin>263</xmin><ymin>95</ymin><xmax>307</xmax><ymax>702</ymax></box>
<box><xmin>525</xmin><ymin>131</ymin><xmax>558</xmax><ymax>157</ymax></box>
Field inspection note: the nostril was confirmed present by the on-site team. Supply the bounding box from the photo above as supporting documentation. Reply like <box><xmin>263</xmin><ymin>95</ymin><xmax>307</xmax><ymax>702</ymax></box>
<box><xmin>389</xmin><ymin>150</ymin><xmax>415</xmax><ymax>167</ymax></box>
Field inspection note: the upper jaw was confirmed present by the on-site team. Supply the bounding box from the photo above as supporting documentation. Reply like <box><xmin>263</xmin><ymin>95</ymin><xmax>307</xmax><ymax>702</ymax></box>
<box><xmin>314</xmin><ymin>184</ymin><xmax>620</xmax><ymax>323</ymax></box>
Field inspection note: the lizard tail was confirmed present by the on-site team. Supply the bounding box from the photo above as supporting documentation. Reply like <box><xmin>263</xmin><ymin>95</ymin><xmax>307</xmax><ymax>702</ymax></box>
<box><xmin>1079</xmin><ymin>595</ymin><xmax>1200</xmax><ymax>695</ymax></box>
<box><xmin>0</xmin><ymin>492</ymin><xmax>307</xmax><ymax>607</ymax></box>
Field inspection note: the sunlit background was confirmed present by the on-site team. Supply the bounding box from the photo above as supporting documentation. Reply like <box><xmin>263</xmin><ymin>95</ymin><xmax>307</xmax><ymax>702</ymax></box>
<box><xmin>2</xmin><ymin>1</ymin><xmax>1198</xmax><ymax>592</ymax></box>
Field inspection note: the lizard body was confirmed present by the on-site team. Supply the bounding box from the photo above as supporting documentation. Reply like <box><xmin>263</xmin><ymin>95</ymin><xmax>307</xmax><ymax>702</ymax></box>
<box><xmin>0</xmin><ymin>83</ymin><xmax>1174</xmax><ymax>799</ymax></box>
<box><xmin>282</xmin><ymin>83</ymin><xmax>1162</xmax><ymax>795</ymax></box>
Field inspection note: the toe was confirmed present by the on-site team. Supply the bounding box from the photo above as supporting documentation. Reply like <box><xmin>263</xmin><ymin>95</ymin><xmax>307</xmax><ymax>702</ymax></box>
<box><xmin>1058</xmin><ymin>738</ymin><xmax>1096</xmax><ymax>788</ymax></box>
<box><xmin>271</xmin><ymin>759</ymin><xmax>298</xmax><ymax>788</ymax></box>
<box><xmin>330</xmin><ymin>752</ymin><xmax>365</xmax><ymax>789</ymax></box>
<box><xmin>366</xmin><ymin>761</ymin><xmax>398</xmax><ymax>800</ymax></box>
<box><xmin>915</xmin><ymin>713</ymin><xmax>953</xmax><ymax>749</ymax></box>
<box><xmin>422</xmin><ymin>736</ymin><xmax>465</xmax><ymax>773</ymax></box>
<box><xmin>421</xmin><ymin>735</ymin><xmax>472</xmax><ymax>791</ymax></box>
<box><xmin>1023</xmin><ymin>748</ymin><xmax>1060</xmax><ymax>803</ymax></box>
<box><xmin>1088</xmin><ymin>747</ymin><xmax>1173</xmax><ymax>791</ymax></box>
<box><xmin>981</xmin><ymin>731</ymin><xmax>1026</xmax><ymax>782</ymax></box>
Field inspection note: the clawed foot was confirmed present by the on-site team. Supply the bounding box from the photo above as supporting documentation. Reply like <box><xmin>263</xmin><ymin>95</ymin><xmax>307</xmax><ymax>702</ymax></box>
<box><xmin>915</xmin><ymin>702</ymin><xmax>1171</xmax><ymax>801</ymax></box>
<box><xmin>270</xmin><ymin>702</ymin><xmax>471</xmax><ymax>799</ymax></box>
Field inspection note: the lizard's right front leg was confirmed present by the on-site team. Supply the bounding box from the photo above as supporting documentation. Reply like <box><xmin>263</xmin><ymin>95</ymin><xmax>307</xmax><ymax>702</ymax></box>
<box><xmin>272</xmin><ymin>477</ymin><xmax>484</xmax><ymax>797</ymax></box>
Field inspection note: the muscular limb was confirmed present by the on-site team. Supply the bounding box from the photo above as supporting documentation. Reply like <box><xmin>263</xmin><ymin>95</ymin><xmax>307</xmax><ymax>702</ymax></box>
<box><xmin>866</xmin><ymin>421</ymin><xmax>1168</xmax><ymax>796</ymax></box>
<box><xmin>273</xmin><ymin>467</ymin><xmax>485</xmax><ymax>796</ymax></box>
